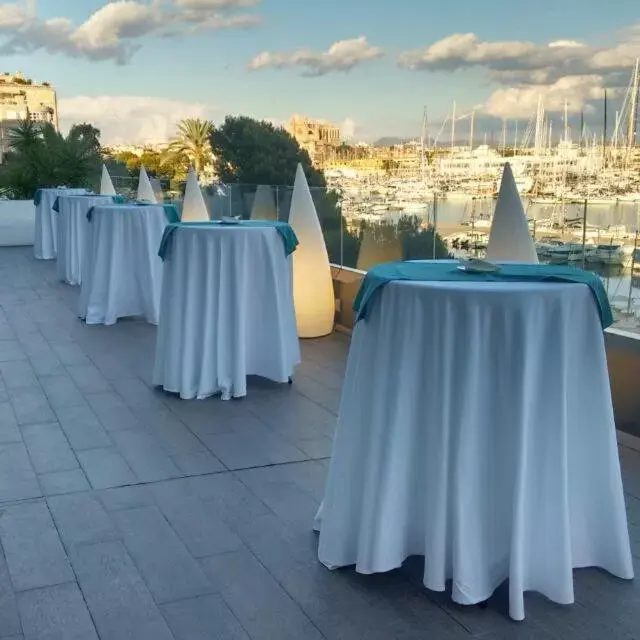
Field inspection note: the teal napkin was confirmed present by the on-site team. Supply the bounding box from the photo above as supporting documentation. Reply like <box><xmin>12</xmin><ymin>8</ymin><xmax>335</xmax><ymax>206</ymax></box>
<box><xmin>52</xmin><ymin>194</ymin><xmax>114</xmax><ymax>213</ymax></box>
<box><xmin>87</xmin><ymin>201</ymin><xmax>177</xmax><ymax>222</ymax></box>
<box><xmin>158</xmin><ymin>220</ymin><xmax>299</xmax><ymax>261</ymax></box>
<box><xmin>354</xmin><ymin>261</ymin><xmax>614</xmax><ymax>329</ymax></box>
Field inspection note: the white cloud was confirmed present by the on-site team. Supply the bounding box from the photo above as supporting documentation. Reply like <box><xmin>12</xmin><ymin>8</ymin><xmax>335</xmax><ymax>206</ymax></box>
<box><xmin>58</xmin><ymin>95</ymin><xmax>219</xmax><ymax>145</ymax></box>
<box><xmin>0</xmin><ymin>3</ymin><xmax>28</xmax><ymax>28</ymax></box>
<box><xmin>0</xmin><ymin>0</ymin><xmax>260</xmax><ymax>63</ymax></box>
<box><xmin>398</xmin><ymin>33</ymin><xmax>536</xmax><ymax>71</ymax></box>
<box><xmin>173</xmin><ymin>0</ymin><xmax>259</xmax><ymax>7</ymax></box>
<box><xmin>398</xmin><ymin>26</ymin><xmax>640</xmax><ymax>119</ymax></box>
<box><xmin>483</xmin><ymin>75</ymin><xmax>606</xmax><ymax>119</ymax></box>
<box><xmin>340</xmin><ymin>118</ymin><xmax>357</xmax><ymax>140</ymax></box>
<box><xmin>247</xmin><ymin>37</ymin><xmax>383</xmax><ymax>76</ymax></box>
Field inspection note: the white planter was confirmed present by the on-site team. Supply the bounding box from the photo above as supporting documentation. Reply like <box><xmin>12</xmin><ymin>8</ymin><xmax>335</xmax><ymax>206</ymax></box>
<box><xmin>0</xmin><ymin>200</ymin><xmax>35</xmax><ymax>246</ymax></box>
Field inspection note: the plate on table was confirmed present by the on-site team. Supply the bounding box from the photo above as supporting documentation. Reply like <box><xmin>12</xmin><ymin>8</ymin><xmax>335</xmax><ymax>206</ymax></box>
<box><xmin>220</xmin><ymin>217</ymin><xmax>241</xmax><ymax>225</ymax></box>
<box><xmin>457</xmin><ymin>258</ymin><xmax>501</xmax><ymax>273</ymax></box>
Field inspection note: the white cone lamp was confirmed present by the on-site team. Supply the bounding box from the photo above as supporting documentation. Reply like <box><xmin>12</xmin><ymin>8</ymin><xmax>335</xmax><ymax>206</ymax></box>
<box><xmin>100</xmin><ymin>164</ymin><xmax>116</xmax><ymax>196</ymax></box>
<box><xmin>251</xmin><ymin>185</ymin><xmax>277</xmax><ymax>221</ymax></box>
<box><xmin>486</xmin><ymin>163</ymin><xmax>538</xmax><ymax>263</ymax></box>
<box><xmin>288</xmin><ymin>164</ymin><xmax>335</xmax><ymax>338</ymax></box>
<box><xmin>137</xmin><ymin>166</ymin><xmax>157</xmax><ymax>203</ymax></box>
<box><xmin>181</xmin><ymin>167</ymin><xmax>209</xmax><ymax>222</ymax></box>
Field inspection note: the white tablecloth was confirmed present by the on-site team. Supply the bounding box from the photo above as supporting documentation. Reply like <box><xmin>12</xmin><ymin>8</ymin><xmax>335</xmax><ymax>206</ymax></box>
<box><xmin>153</xmin><ymin>225</ymin><xmax>300</xmax><ymax>400</ymax></box>
<box><xmin>55</xmin><ymin>195</ymin><xmax>114</xmax><ymax>285</ymax></box>
<box><xmin>78</xmin><ymin>204</ymin><xmax>166</xmax><ymax>325</ymax></box>
<box><xmin>34</xmin><ymin>188</ymin><xmax>86</xmax><ymax>259</ymax></box>
<box><xmin>315</xmin><ymin>278</ymin><xmax>633</xmax><ymax>621</ymax></box>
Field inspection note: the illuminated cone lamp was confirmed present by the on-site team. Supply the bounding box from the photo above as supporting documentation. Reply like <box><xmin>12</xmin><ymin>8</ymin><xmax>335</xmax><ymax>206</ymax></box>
<box><xmin>137</xmin><ymin>165</ymin><xmax>157</xmax><ymax>203</ymax></box>
<box><xmin>100</xmin><ymin>164</ymin><xmax>116</xmax><ymax>196</ymax></box>
<box><xmin>486</xmin><ymin>163</ymin><xmax>538</xmax><ymax>263</ymax></box>
<box><xmin>288</xmin><ymin>164</ymin><xmax>335</xmax><ymax>337</ymax></box>
<box><xmin>181</xmin><ymin>167</ymin><xmax>209</xmax><ymax>222</ymax></box>
<box><xmin>250</xmin><ymin>185</ymin><xmax>277</xmax><ymax>221</ymax></box>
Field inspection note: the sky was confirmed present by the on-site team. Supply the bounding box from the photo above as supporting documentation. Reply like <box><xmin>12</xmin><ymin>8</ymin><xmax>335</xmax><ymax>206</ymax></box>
<box><xmin>0</xmin><ymin>0</ymin><xmax>639</xmax><ymax>145</ymax></box>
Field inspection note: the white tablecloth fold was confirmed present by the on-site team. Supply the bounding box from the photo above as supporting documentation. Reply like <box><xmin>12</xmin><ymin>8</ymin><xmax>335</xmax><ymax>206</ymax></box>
<box><xmin>56</xmin><ymin>195</ymin><xmax>114</xmax><ymax>285</ymax></box>
<box><xmin>153</xmin><ymin>225</ymin><xmax>300</xmax><ymax>400</ymax></box>
<box><xmin>78</xmin><ymin>204</ymin><xmax>166</xmax><ymax>325</ymax></box>
<box><xmin>315</xmin><ymin>280</ymin><xmax>633</xmax><ymax>621</ymax></box>
<box><xmin>34</xmin><ymin>188</ymin><xmax>86</xmax><ymax>259</ymax></box>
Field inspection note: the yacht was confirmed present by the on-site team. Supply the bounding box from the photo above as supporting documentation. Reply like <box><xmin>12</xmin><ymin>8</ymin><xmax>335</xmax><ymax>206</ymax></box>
<box><xmin>548</xmin><ymin>242</ymin><xmax>596</xmax><ymax>263</ymax></box>
<box><xmin>592</xmin><ymin>245</ymin><xmax>625</xmax><ymax>266</ymax></box>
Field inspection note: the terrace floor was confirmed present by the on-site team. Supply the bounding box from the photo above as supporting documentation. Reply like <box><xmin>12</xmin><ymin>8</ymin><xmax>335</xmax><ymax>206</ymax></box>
<box><xmin>0</xmin><ymin>246</ymin><xmax>639</xmax><ymax>639</ymax></box>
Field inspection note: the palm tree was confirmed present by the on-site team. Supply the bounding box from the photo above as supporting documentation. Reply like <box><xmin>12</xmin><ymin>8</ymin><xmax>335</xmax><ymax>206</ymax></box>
<box><xmin>0</xmin><ymin>119</ymin><xmax>102</xmax><ymax>198</ymax></box>
<box><xmin>166</xmin><ymin>118</ymin><xmax>213</xmax><ymax>175</ymax></box>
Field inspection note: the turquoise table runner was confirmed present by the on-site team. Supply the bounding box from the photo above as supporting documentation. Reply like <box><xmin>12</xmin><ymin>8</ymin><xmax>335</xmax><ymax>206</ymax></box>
<box><xmin>52</xmin><ymin>194</ymin><xmax>118</xmax><ymax>213</ymax></box>
<box><xmin>86</xmin><ymin>202</ymin><xmax>178</xmax><ymax>223</ymax></box>
<box><xmin>158</xmin><ymin>220</ymin><xmax>299</xmax><ymax>261</ymax></box>
<box><xmin>354</xmin><ymin>261</ymin><xmax>614</xmax><ymax>329</ymax></box>
<box><xmin>34</xmin><ymin>188</ymin><xmax>89</xmax><ymax>206</ymax></box>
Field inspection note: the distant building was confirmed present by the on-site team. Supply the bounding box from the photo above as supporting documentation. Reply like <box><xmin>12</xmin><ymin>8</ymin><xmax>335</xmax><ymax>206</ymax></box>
<box><xmin>286</xmin><ymin>114</ymin><xmax>340</xmax><ymax>166</ymax></box>
<box><xmin>0</xmin><ymin>72</ymin><xmax>58</xmax><ymax>160</ymax></box>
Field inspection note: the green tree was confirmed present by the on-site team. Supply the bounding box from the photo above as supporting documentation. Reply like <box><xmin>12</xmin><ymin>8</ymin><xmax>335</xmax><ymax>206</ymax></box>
<box><xmin>69</xmin><ymin>123</ymin><xmax>101</xmax><ymax>153</ymax></box>
<box><xmin>210</xmin><ymin>116</ymin><xmax>325</xmax><ymax>187</ymax></box>
<box><xmin>208</xmin><ymin>116</ymin><xmax>361</xmax><ymax>265</ymax></box>
<box><xmin>0</xmin><ymin>120</ymin><xmax>102</xmax><ymax>198</ymax></box>
<box><xmin>397</xmin><ymin>215</ymin><xmax>450</xmax><ymax>260</ymax></box>
<box><xmin>166</xmin><ymin>118</ymin><xmax>213</xmax><ymax>175</ymax></box>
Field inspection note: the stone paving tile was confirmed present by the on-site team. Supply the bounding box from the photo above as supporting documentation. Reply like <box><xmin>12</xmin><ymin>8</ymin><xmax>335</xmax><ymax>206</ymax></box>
<box><xmin>150</xmin><ymin>480</ymin><xmax>243</xmax><ymax>559</ymax></box>
<box><xmin>38</xmin><ymin>469</ymin><xmax>90</xmax><ymax>497</ymax></box>
<box><xmin>235</xmin><ymin>461</ymin><xmax>325</xmax><ymax>525</ymax></box>
<box><xmin>76</xmin><ymin>447</ymin><xmax>137</xmax><ymax>490</ymax></box>
<box><xmin>70</xmin><ymin>541</ymin><xmax>174</xmax><ymax>640</ymax></box>
<box><xmin>171</xmin><ymin>451</ymin><xmax>225</xmax><ymax>476</ymax></box>
<box><xmin>0</xmin><ymin>548</ymin><xmax>22</xmax><ymax>638</ymax></box>
<box><xmin>8</xmin><ymin>388</ymin><xmax>55</xmax><ymax>426</ymax></box>
<box><xmin>49</xmin><ymin>343</ymin><xmax>90</xmax><ymax>367</ymax></box>
<box><xmin>161</xmin><ymin>594</ymin><xmax>250</xmax><ymax>640</ymax></box>
<box><xmin>54</xmin><ymin>403</ymin><xmax>112</xmax><ymax>452</ymax></box>
<box><xmin>187</xmin><ymin>473</ymin><xmax>272</xmax><ymax>529</ymax></box>
<box><xmin>21</xmin><ymin>423</ymin><xmax>78</xmax><ymax>475</ymax></box>
<box><xmin>97</xmin><ymin>485</ymin><xmax>156</xmax><ymax>512</ymax></box>
<box><xmin>28</xmin><ymin>350</ymin><xmax>66</xmax><ymax>377</ymax></box>
<box><xmin>0</xmin><ymin>404</ymin><xmax>21</xmax><ymax>444</ymax></box>
<box><xmin>0</xmin><ymin>501</ymin><xmax>73</xmax><ymax>592</ymax></box>
<box><xmin>0</xmin><ymin>342</ymin><xmax>26</xmax><ymax>364</ymax></box>
<box><xmin>84</xmin><ymin>391</ymin><xmax>143</xmax><ymax>432</ymax></box>
<box><xmin>0</xmin><ymin>361</ymin><xmax>38</xmax><ymax>391</ymax></box>
<box><xmin>112</xmin><ymin>506</ymin><xmax>213</xmax><ymax>604</ymax></box>
<box><xmin>17</xmin><ymin>582</ymin><xmax>99</xmax><ymax>640</ymax></box>
<box><xmin>38</xmin><ymin>374</ymin><xmax>85</xmax><ymax>410</ymax></box>
<box><xmin>0</xmin><ymin>443</ymin><xmax>41</xmax><ymax>503</ymax></box>
<box><xmin>201</xmin><ymin>549</ymin><xmax>324</xmax><ymax>640</ymax></box>
<box><xmin>48</xmin><ymin>492</ymin><xmax>119</xmax><ymax>548</ymax></box>
<box><xmin>66</xmin><ymin>364</ymin><xmax>111</xmax><ymax>394</ymax></box>
<box><xmin>110</xmin><ymin>430</ymin><xmax>182</xmax><ymax>483</ymax></box>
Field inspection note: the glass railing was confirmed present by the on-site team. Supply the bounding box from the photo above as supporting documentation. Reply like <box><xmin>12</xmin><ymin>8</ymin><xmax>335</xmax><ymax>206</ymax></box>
<box><xmin>132</xmin><ymin>178</ymin><xmax>640</xmax><ymax>334</ymax></box>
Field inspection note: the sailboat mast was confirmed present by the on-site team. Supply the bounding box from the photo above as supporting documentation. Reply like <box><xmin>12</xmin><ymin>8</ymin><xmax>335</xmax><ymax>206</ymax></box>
<box><xmin>469</xmin><ymin>110</ymin><xmax>475</xmax><ymax>151</ymax></box>
<box><xmin>603</xmin><ymin>89</ymin><xmax>608</xmax><ymax>166</ymax></box>
<box><xmin>628</xmin><ymin>58</ymin><xmax>639</xmax><ymax>149</ymax></box>
<box><xmin>420</xmin><ymin>106</ymin><xmax>427</xmax><ymax>182</ymax></box>
<box><xmin>501</xmin><ymin>119</ymin><xmax>507</xmax><ymax>153</ymax></box>
<box><xmin>451</xmin><ymin>101</ymin><xmax>456</xmax><ymax>151</ymax></box>
<box><xmin>564</xmin><ymin>99</ymin><xmax>569</xmax><ymax>144</ymax></box>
